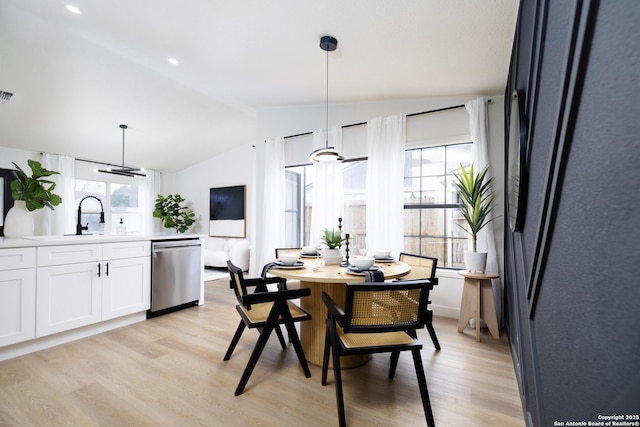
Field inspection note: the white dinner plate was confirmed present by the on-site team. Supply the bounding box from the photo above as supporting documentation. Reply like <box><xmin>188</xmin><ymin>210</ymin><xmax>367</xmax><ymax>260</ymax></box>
<box><xmin>274</xmin><ymin>261</ymin><xmax>305</xmax><ymax>269</ymax></box>
<box><xmin>345</xmin><ymin>265</ymin><xmax>382</xmax><ymax>275</ymax></box>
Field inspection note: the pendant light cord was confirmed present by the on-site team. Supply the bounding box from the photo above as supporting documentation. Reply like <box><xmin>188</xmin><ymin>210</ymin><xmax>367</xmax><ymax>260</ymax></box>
<box><xmin>122</xmin><ymin>126</ymin><xmax>125</xmax><ymax>169</ymax></box>
<box><xmin>325</xmin><ymin>46</ymin><xmax>329</xmax><ymax>149</ymax></box>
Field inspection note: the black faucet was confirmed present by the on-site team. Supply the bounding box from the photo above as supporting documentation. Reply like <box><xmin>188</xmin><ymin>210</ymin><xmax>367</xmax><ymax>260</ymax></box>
<box><xmin>76</xmin><ymin>195</ymin><xmax>105</xmax><ymax>235</ymax></box>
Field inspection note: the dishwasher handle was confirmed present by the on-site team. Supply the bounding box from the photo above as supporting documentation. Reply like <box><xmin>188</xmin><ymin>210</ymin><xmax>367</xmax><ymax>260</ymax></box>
<box><xmin>152</xmin><ymin>240</ymin><xmax>201</xmax><ymax>250</ymax></box>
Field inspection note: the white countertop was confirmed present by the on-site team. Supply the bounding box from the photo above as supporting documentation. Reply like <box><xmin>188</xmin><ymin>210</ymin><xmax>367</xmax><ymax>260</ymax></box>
<box><xmin>0</xmin><ymin>233</ymin><xmax>207</xmax><ymax>249</ymax></box>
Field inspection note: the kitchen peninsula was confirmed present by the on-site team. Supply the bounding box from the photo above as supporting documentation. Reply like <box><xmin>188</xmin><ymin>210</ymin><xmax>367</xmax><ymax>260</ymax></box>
<box><xmin>0</xmin><ymin>233</ymin><xmax>205</xmax><ymax>362</ymax></box>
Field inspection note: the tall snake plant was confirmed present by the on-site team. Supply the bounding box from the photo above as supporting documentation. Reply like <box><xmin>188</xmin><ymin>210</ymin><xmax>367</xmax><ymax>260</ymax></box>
<box><xmin>453</xmin><ymin>163</ymin><xmax>495</xmax><ymax>252</ymax></box>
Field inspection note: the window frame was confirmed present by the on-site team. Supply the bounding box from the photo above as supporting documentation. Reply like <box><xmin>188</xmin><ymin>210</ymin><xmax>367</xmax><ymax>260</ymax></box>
<box><xmin>403</xmin><ymin>142</ymin><xmax>472</xmax><ymax>269</ymax></box>
<box><xmin>284</xmin><ymin>143</ymin><xmax>471</xmax><ymax>268</ymax></box>
<box><xmin>74</xmin><ymin>179</ymin><xmax>141</xmax><ymax>235</ymax></box>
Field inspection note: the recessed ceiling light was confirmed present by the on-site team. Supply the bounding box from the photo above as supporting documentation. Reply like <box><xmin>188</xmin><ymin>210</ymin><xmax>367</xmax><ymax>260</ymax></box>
<box><xmin>168</xmin><ymin>58</ymin><xmax>179</xmax><ymax>65</ymax></box>
<box><xmin>66</xmin><ymin>4</ymin><xmax>81</xmax><ymax>14</ymax></box>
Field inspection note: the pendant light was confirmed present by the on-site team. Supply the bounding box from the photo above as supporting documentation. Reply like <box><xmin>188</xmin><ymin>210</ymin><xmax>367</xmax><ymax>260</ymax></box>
<box><xmin>98</xmin><ymin>124</ymin><xmax>146</xmax><ymax>177</ymax></box>
<box><xmin>309</xmin><ymin>35</ymin><xmax>344</xmax><ymax>163</ymax></box>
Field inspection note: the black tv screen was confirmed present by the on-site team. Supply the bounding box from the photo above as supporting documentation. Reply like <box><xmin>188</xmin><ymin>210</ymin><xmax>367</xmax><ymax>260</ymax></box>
<box><xmin>209</xmin><ymin>185</ymin><xmax>245</xmax><ymax>221</ymax></box>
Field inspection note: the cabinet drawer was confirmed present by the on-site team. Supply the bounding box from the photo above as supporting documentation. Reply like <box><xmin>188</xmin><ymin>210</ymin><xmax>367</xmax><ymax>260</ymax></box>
<box><xmin>103</xmin><ymin>241</ymin><xmax>150</xmax><ymax>260</ymax></box>
<box><xmin>0</xmin><ymin>247</ymin><xmax>36</xmax><ymax>271</ymax></box>
<box><xmin>37</xmin><ymin>244</ymin><xmax>102</xmax><ymax>267</ymax></box>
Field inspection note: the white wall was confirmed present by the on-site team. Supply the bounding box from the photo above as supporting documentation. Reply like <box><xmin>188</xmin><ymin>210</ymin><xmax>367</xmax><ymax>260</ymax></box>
<box><xmin>0</xmin><ymin>146</ymin><xmax>39</xmax><ymax>169</ymax></box>
<box><xmin>167</xmin><ymin>143</ymin><xmax>256</xmax><ymax>240</ymax></box>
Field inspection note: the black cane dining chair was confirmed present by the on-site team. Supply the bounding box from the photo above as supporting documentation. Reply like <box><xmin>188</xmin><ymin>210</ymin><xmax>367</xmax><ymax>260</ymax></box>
<box><xmin>321</xmin><ymin>279</ymin><xmax>437</xmax><ymax>427</ymax></box>
<box><xmin>271</xmin><ymin>248</ymin><xmax>303</xmax><ymax>290</ymax></box>
<box><xmin>397</xmin><ymin>253</ymin><xmax>440</xmax><ymax>351</ymax></box>
<box><xmin>224</xmin><ymin>261</ymin><xmax>312</xmax><ymax>395</ymax></box>
<box><xmin>275</xmin><ymin>247</ymin><xmax>302</xmax><ymax>259</ymax></box>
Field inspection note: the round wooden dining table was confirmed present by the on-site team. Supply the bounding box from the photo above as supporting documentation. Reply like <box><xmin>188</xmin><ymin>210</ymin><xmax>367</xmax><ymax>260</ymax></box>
<box><xmin>268</xmin><ymin>259</ymin><xmax>411</xmax><ymax>367</ymax></box>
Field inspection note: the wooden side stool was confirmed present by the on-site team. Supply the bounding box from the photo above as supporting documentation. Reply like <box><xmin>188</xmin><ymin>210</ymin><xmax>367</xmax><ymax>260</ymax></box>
<box><xmin>457</xmin><ymin>271</ymin><xmax>500</xmax><ymax>342</ymax></box>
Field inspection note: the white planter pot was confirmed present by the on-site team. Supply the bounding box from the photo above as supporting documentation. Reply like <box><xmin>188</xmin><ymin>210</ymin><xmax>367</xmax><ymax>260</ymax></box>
<box><xmin>464</xmin><ymin>251</ymin><xmax>487</xmax><ymax>273</ymax></box>
<box><xmin>322</xmin><ymin>248</ymin><xmax>343</xmax><ymax>265</ymax></box>
<box><xmin>3</xmin><ymin>201</ymin><xmax>35</xmax><ymax>238</ymax></box>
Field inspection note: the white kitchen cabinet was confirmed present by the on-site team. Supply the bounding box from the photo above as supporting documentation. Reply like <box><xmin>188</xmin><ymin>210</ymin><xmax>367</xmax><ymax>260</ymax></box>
<box><xmin>35</xmin><ymin>241</ymin><xmax>150</xmax><ymax>337</ymax></box>
<box><xmin>36</xmin><ymin>261</ymin><xmax>102</xmax><ymax>337</ymax></box>
<box><xmin>0</xmin><ymin>247</ymin><xmax>36</xmax><ymax>347</ymax></box>
<box><xmin>102</xmin><ymin>241</ymin><xmax>151</xmax><ymax>320</ymax></box>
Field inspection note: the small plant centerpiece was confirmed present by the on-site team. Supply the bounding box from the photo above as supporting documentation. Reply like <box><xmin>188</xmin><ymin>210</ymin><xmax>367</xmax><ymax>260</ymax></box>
<box><xmin>321</xmin><ymin>227</ymin><xmax>346</xmax><ymax>265</ymax></box>
<box><xmin>3</xmin><ymin>160</ymin><xmax>63</xmax><ymax>237</ymax></box>
<box><xmin>153</xmin><ymin>194</ymin><xmax>196</xmax><ymax>233</ymax></box>
<box><xmin>453</xmin><ymin>163</ymin><xmax>495</xmax><ymax>272</ymax></box>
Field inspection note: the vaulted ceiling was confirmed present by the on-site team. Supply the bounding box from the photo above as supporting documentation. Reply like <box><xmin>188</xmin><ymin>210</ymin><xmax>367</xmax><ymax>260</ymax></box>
<box><xmin>0</xmin><ymin>0</ymin><xmax>519</xmax><ymax>172</ymax></box>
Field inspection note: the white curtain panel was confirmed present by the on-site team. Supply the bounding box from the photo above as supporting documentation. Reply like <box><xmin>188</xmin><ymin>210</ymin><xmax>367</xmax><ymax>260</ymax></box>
<box><xmin>139</xmin><ymin>169</ymin><xmax>162</xmax><ymax>235</ymax></box>
<box><xmin>465</xmin><ymin>97</ymin><xmax>502</xmax><ymax>324</ymax></box>
<box><xmin>365</xmin><ymin>114</ymin><xmax>406</xmax><ymax>258</ymax></box>
<box><xmin>38</xmin><ymin>153</ymin><xmax>76</xmax><ymax>235</ymax></box>
<box><xmin>309</xmin><ymin>126</ymin><xmax>344</xmax><ymax>245</ymax></box>
<box><xmin>259</xmin><ymin>137</ymin><xmax>286</xmax><ymax>266</ymax></box>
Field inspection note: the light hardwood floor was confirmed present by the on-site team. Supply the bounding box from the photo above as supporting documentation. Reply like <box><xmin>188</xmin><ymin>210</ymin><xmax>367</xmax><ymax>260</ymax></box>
<box><xmin>0</xmin><ymin>278</ymin><xmax>525</xmax><ymax>427</ymax></box>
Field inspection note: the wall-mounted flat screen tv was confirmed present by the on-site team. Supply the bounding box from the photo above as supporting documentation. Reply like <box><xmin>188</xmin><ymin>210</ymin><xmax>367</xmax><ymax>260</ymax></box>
<box><xmin>209</xmin><ymin>185</ymin><xmax>246</xmax><ymax>237</ymax></box>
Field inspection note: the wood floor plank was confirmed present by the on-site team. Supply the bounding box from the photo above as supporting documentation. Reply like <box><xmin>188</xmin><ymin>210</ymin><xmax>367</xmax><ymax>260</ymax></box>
<box><xmin>0</xmin><ymin>278</ymin><xmax>525</xmax><ymax>426</ymax></box>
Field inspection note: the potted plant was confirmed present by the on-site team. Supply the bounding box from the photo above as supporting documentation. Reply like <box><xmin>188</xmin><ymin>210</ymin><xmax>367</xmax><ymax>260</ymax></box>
<box><xmin>453</xmin><ymin>163</ymin><xmax>495</xmax><ymax>273</ymax></box>
<box><xmin>4</xmin><ymin>160</ymin><xmax>62</xmax><ymax>237</ymax></box>
<box><xmin>320</xmin><ymin>227</ymin><xmax>346</xmax><ymax>265</ymax></box>
<box><xmin>153</xmin><ymin>194</ymin><xmax>196</xmax><ymax>233</ymax></box>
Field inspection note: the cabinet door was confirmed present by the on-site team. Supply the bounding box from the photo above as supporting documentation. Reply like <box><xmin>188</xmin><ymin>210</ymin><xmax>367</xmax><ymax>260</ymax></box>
<box><xmin>102</xmin><ymin>257</ymin><xmax>151</xmax><ymax>320</ymax></box>
<box><xmin>0</xmin><ymin>269</ymin><xmax>36</xmax><ymax>347</ymax></box>
<box><xmin>36</xmin><ymin>262</ymin><xmax>102</xmax><ymax>337</ymax></box>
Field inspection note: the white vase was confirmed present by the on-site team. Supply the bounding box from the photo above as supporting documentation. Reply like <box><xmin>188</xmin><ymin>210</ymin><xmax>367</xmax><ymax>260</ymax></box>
<box><xmin>3</xmin><ymin>201</ymin><xmax>35</xmax><ymax>238</ymax></box>
<box><xmin>322</xmin><ymin>248</ymin><xmax>343</xmax><ymax>265</ymax></box>
<box><xmin>464</xmin><ymin>251</ymin><xmax>487</xmax><ymax>273</ymax></box>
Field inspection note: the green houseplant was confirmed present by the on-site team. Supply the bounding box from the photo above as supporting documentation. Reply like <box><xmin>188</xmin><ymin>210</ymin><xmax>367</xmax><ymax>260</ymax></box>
<box><xmin>3</xmin><ymin>160</ymin><xmax>63</xmax><ymax>238</ymax></box>
<box><xmin>320</xmin><ymin>228</ymin><xmax>346</xmax><ymax>265</ymax></box>
<box><xmin>153</xmin><ymin>194</ymin><xmax>196</xmax><ymax>233</ymax></box>
<box><xmin>453</xmin><ymin>163</ymin><xmax>495</xmax><ymax>272</ymax></box>
<box><xmin>10</xmin><ymin>160</ymin><xmax>62</xmax><ymax>211</ymax></box>
<box><xmin>321</xmin><ymin>227</ymin><xmax>346</xmax><ymax>249</ymax></box>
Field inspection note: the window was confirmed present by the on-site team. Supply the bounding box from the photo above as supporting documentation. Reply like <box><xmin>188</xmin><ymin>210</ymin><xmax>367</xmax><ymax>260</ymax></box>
<box><xmin>75</xmin><ymin>180</ymin><xmax>140</xmax><ymax>234</ymax></box>
<box><xmin>403</xmin><ymin>143</ymin><xmax>472</xmax><ymax>268</ymax></box>
<box><xmin>284</xmin><ymin>144</ymin><xmax>470</xmax><ymax>269</ymax></box>
<box><xmin>284</xmin><ymin>160</ymin><xmax>367</xmax><ymax>248</ymax></box>
<box><xmin>284</xmin><ymin>170</ymin><xmax>302</xmax><ymax>247</ymax></box>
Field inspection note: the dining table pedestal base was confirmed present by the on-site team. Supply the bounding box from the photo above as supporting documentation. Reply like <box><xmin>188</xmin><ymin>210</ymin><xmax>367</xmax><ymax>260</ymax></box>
<box><xmin>300</xmin><ymin>280</ymin><xmax>371</xmax><ymax>368</ymax></box>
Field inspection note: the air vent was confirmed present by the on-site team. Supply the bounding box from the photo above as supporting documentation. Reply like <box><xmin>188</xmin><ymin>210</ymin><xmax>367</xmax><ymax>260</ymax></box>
<box><xmin>0</xmin><ymin>91</ymin><xmax>14</xmax><ymax>103</ymax></box>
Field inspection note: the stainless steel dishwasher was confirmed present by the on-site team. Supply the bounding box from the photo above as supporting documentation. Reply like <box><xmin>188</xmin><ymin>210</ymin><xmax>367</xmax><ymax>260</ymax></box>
<box><xmin>148</xmin><ymin>238</ymin><xmax>202</xmax><ymax>317</ymax></box>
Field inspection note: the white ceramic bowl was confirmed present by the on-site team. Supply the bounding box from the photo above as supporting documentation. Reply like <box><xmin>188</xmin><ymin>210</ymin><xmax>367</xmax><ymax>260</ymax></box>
<box><xmin>302</xmin><ymin>246</ymin><xmax>317</xmax><ymax>255</ymax></box>
<box><xmin>279</xmin><ymin>254</ymin><xmax>299</xmax><ymax>265</ymax></box>
<box><xmin>352</xmin><ymin>257</ymin><xmax>375</xmax><ymax>270</ymax></box>
<box><xmin>374</xmin><ymin>250</ymin><xmax>391</xmax><ymax>259</ymax></box>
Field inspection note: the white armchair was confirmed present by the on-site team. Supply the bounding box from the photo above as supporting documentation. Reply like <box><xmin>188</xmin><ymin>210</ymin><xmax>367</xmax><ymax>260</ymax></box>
<box><xmin>203</xmin><ymin>237</ymin><xmax>250</xmax><ymax>271</ymax></box>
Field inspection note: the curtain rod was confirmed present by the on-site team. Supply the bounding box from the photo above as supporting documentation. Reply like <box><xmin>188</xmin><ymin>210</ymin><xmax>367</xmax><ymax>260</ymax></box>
<box><xmin>282</xmin><ymin>99</ymin><xmax>492</xmax><ymax>140</ymax></box>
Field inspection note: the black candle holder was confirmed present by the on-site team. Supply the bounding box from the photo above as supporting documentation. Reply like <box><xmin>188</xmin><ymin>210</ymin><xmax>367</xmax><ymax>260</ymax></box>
<box><xmin>342</xmin><ymin>233</ymin><xmax>350</xmax><ymax>266</ymax></box>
